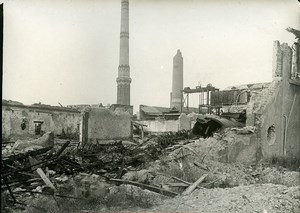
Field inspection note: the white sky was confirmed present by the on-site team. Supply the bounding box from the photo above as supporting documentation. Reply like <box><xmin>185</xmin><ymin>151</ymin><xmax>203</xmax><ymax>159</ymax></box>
<box><xmin>2</xmin><ymin>0</ymin><xmax>300</xmax><ymax>112</ymax></box>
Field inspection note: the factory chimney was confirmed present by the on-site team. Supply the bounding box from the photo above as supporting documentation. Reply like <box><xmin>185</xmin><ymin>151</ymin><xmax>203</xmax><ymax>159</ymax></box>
<box><xmin>170</xmin><ymin>49</ymin><xmax>183</xmax><ymax>110</ymax></box>
<box><xmin>116</xmin><ymin>0</ymin><xmax>131</xmax><ymax>105</ymax></box>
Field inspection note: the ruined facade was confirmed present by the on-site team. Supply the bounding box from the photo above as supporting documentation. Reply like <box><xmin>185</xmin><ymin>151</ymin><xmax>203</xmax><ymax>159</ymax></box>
<box><xmin>139</xmin><ymin>34</ymin><xmax>300</xmax><ymax>161</ymax></box>
<box><xmin>247</xmin><ymin>40</ymin><xmax>300</xmax><ymax>159</ymax></box>
<box><xmin>2</xmin><ymin>101</ymin><xmax>133</xmax><ymax>143</ymax></box>
<box><xmin>2</xmin><ymin>101</ymin><xmax>81</xmax><ymax>140</ymax></box>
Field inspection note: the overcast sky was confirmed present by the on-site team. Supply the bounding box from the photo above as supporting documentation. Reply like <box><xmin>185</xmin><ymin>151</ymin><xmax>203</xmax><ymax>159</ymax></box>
<box><xmin>2</xmin><ymin>0</ymin><xmax>300</xmax><ymax>112</ymax></box>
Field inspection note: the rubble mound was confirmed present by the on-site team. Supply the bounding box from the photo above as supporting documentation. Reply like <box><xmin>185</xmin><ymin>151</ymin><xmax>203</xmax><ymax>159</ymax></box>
<box><xmin>2</xmin><ymin>130</ymin><xmax>300</xmax><ymax>213</ymax></box>
<box><xmin>11</xmin><ymin>132</ymin><xmax>54</xmax><ymax>154</ymax></box>
<box><xmin>153</xmin><ymin>184</ymin><xmax>300</xmax><ymax>213</ymax></box>
<box><xmin>256</xmin><ymin>166</ymin><xmax>300</xmax><ymax>187</ymax></box>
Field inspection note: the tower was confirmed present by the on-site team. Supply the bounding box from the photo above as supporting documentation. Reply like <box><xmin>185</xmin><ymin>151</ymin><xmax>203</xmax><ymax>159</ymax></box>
<box><xmin>170</xmin><ymin>49</ymin><xmax>183</xmax><ymax>110</ymax></box>
<box><xmin>116</xmin><ymin>0</ymin><xmax>131</xmax><ymax>105</ymax></box>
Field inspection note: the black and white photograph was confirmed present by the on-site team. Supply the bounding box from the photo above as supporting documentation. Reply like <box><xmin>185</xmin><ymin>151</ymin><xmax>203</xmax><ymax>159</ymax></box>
<box><xmin>1</xmin><ymin>0</ymin><xmax>300</xmax><ymax>212</ymax></box>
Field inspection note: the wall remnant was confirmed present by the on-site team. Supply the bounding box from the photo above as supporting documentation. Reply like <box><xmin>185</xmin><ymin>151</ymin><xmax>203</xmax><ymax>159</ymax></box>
<box><xmin>83</xmin><ymin>108</ymin><xmax>132</xmax><ymax>143</ymax></box>
<box><xmin>247</xmin><ymin>38</ymin><xmax>300</xmax><ymax>159</ymax></box>
<box><xmin>139</xmin><ymin>119</ymin><xmax>180</xmax><ymax>133</ymax></box>
<box><xmin>109</xmin><ymin>104</ymin><xmax>133</xmax><ymax>115</ymax></box>
<box><xmin>2</xmin><ymin>100</ymin><xmax>81</xmax><ymax>141</ymax></box>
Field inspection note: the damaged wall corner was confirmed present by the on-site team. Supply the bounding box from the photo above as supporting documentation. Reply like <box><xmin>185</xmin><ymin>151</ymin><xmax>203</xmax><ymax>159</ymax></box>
<box><xmin>247</xmin><ymin>40</ymin><xmax>300</xmax><ymax>159</ymax></box>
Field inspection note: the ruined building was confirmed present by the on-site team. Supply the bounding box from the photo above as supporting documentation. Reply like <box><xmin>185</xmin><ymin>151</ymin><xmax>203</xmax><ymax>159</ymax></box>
<box><xmin>170</xmin><ymin>49</ymin><xmax>183</xmax><ymax>110</ymax></box>
<box><xmin>116</xmin><ymin>0</ymin><xmax>131</xmax><ymax>106</ymax></box>
<box><xmin>138</xmin><ymin>28</ymin><xmax>300</xmax><ymax>161</ymax></box>
<box><xmin>2</xmin><ymin>101</ymin><xmax>132</xmax><ymax>143</ymax></box>
<box><xmin>2</xmin><ymin>101</ymin><xmax>81</xmax><ymax>140</ymax></box>
<box><xmin>246</xmin><ymin>32</ymin><xmax>300</xmax><ymax>159</ymax></box>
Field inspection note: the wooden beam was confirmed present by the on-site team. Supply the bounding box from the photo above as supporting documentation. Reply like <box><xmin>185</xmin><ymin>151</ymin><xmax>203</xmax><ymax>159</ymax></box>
<box><xmin>171</xmin><ymin>176</ymin><xmax>204</xmax><ymax>189</ymax></box>
<box><xmin>109</xmin><ymin>178</ymin><xmax>178</xmax><ymax>197</ymax></box>
<box><xmin>182</xmin><ymin>174</ymin><xmax>208</xmax><ymax>195</ymax></box>
<box><xmin>36</xmin><ymin>168</ymin><xmax>56</xmax><ymax>190</ymax></box>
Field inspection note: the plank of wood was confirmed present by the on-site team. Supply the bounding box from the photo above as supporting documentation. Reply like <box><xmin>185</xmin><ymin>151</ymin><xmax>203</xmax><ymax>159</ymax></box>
<box><xmin>182</xmin><ymin>174</ymin><xmax>208</xmax><ymax>195</ymax></box>
<box><xmin>182</xmin><ymin>146</ymin><xmax>202</xmax><ymax>159</ymax></box>
<box><xmin>165</xmin><ymin>183</ymin><xmax>189</xmax><ymax>187</ymax></box>
<box><xmin>36</xmin><ymin>168</ymin><xmax>56</xmax><ymax>190</ymax></box>
<box><xmin>171</xmin><ymin>176</ymin><xmax>204</xmax><ymax>189</ymax></box>
<box><xmin>28</xmin><ymin>156</ymin><xmax>40</xmax><ymax>171</ymax></box>
<box><xmin>171</xmin><ymin>176</ymin><xmax>191</xmax><ymax>185</ymax></box>
<box><xmin>2</xmin><ymin>158</ymin><xmax>59</xmax><ymax>179</ymax></box>
<box><xmin>54</xmin><ymin>140</ymin><xmax>70</xmax><ymax>158</ymax></box>
<box><xmin>109</xmin><ymin>178</ymin><xmax>178</xmax><ymax>197</ymax></box>
<box><xmin>193</xmin><ymin>161</ymin><xmax>210</xmax><ymax>171</ymax></box>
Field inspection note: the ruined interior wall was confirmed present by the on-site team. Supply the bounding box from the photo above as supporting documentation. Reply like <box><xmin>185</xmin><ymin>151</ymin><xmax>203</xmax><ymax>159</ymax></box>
<box><xmin>2</xmin><ymin>105</ymin><xmax>81</xmax><ymax>140</ymax></box>
<box><xmin>51</xmin><ymin>112</ymin><xmax>81</xmax><ymax>138</ymax></box>
<box><xmin>247</xmin><ymin>42</ymin><xmax>300</xmax><ymax>158</ymax></box>
<box><xmin>140</xmin><ymin>113</ymin><xmax>197</xmax><ymax>133</ymax></box>
<box><xmin>86</xmin><ymin>108</ymin><xmax>131</xmax><ymax>142</ymax></box>
<box><xmin>140</xmin><ymin>119</ymin><xmax>180</xmax><ymax>133</ymax></box>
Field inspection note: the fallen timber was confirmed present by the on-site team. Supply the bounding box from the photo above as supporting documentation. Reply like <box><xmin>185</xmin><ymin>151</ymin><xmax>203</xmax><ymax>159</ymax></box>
<box><xmin>109</xmin><ymin>178</ymin><xmax>179</xmax><ymax>197</ymax></box>
<box><xmin>2</xmin><ymin>130</ymin><xmax>211</xmax><ymax>210</ymax></box>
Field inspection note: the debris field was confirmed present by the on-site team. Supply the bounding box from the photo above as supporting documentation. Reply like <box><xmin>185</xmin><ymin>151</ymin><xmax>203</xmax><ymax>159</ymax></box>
<box><xmin>1</xmin><ymin>129</ymin><xmax>299</xmax><ymax>213</ymax></box>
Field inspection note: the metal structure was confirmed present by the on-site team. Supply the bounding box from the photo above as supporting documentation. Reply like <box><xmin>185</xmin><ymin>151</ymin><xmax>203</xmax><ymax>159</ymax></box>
<box><xmin>180</xmin><ymin>84</ymin><xmax>219</xmax><ymax>114</ymax></box>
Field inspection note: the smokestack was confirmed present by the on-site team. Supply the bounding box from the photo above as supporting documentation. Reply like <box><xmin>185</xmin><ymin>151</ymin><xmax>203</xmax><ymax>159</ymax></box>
<box><xmin>116</xmin><ymin>0</ymin><xmax>131</xmax><ymax>105</ymax></box>
<box><xmin>170</xmin><ymin>49</ymin><xmax>183</xmax><ymax>110</ymax></box>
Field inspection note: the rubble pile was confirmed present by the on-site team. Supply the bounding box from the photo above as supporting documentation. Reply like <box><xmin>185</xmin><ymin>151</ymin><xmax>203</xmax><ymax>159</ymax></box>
<box><xmin>153</xmin><ymin>184</ymin><xmax>300</xmax><ymax>213</ymax></box>
<box><xmin>1</xmin><ymin>128</ymin><xmax>300</xmax><ymax>212</ymax></box>
<box><xmin>1</xmin><ymin>130</ymin><xmax>192</xmax><ymax>211</ymax></box>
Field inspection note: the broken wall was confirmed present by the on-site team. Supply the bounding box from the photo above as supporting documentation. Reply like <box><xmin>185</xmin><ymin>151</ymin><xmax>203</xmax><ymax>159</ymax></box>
<box><xmin>140</xmin><ymin>119</ymin><xmax>180</xmax><ymax>133</ymax></box>
<box><xmin>247</xmin><ymin>41</ymin><xmax>300</xmax><ymax>158</ymax></box>
<box><xmin>2</xmin><ymin>103</ymin><xmax>81</xmax><ymax>140</ymax></box>
<box><xmin>192</xmin><ymin>128</ymin><xmax>258</xmax><ymax>164</ymax></box>
<box><xmin>109</xmin><ymin>104</ymin><xmax>133</xmax><ymax>115</ymax></box>
<box><xmin>139</xmin><ymin>113</ymin><xmax>196</xmax><ymax>133</ymax></box>
<box><xmin>84</xmin><ymin>108</ymin><xmax>132</xmax><ymax>143</ymax></box>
